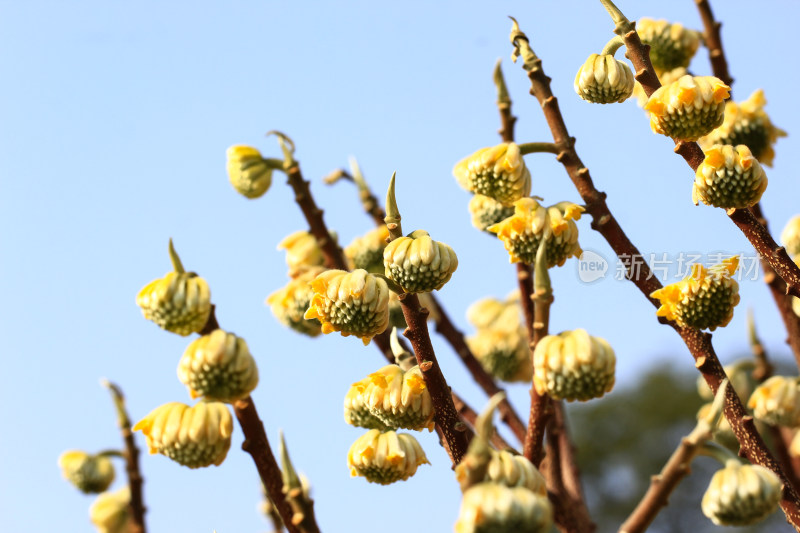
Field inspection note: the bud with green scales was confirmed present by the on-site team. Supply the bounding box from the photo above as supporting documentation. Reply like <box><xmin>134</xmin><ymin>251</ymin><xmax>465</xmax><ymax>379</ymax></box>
<box><xmin>266</xmin><ymin>266</ymin><xmax>325</xmax><ymax>337</ymax></box>
<box><xmin>453</xmin><ymin>143</ymin><xmax>532</xmax><ymax>205</ymax></box>
<box><xmin>383</xmin><ymin>229</ymin><xmax>458</xmax><ymax>293</ymax></box>
<box><xmin>89</xmin><ymin>486</ymin><xmax>132</xmax><ymax>533</ymax></box>
<box><xmin>487</xmin><ymin>198</ymin><xmax>584</xmax><ymax>267</ymax></box>
<box><xmin>344</xmin><ymin>226</ymin><xmax>390</xmax><ymax>273</ymax></box>
<box><xmin>468</xmin><ymin>194</ymin><xmax>516</xmax><ymax>234</ymax></box>
<box><xmin>692</xmin><ymin>145</ymin><xmax>767</xmax><ymax>209</ymax></box>
<box><xmin>747</xmin><ymin>375</ymin><xmax>800</xmax><ymax>427</ymax></box>
<box><xmin>699</xmin><ymin>89</ymin><xmax>786</xmax><ymax>167</ymax></box>
<box><xmin>701</xmin><ymin>460</ymin><xmax>781</xmax><ymax>526</ymax></box>
<box><xmin>136</xmin><ymin>240</ymin><xmax>211</xmax><ymax>336</ymax></box>
<box><xmin>635</xmin><ymin>18</ymin><xmax>700</xmax><ymax>73</ymax></box>
<box><xmin>177</xmin><ymin>329</ymin><xmax>259</xmax><ymax>402</ymax></box>
<box><xmin>467</xmin><ymin>327</ymin><xmax>532</xmax><ymax>383</ymax></box>
<box><xmin>456</xmin><ymin>449</ymin><xmax>547</xmax><ymax>495</ymax></box>
<box><xmin>277</xmin><ymin>230</ymin><xmax>326</xmax><ymax>278</ymax></box>
<box><xmin>58</xmin><ymin>451</ymin><xmax>115</xmax><ymax>494</ymax></box>
<box><xmin>650</xmin><ymin>257</ymin><xmax>740</xmax><ymax>331</ymax></box>
<box><xmin>349</xmin><ymin>364</ymin><xmax>434</xmax><ymax>431</ymax></box>
<box><xmin>303</xmin><ymin>268</ymin><xmax>390</xmax><ymax>345</ymax></box>
<box><xmin>454</xmin><ymin>483</ymin><xmax>554</xmax><ymax>533</ymax></box>
<box><xmin>533</xmin><ymin>328</ymin><xmax>616</xmax><ymax>402</ymax></box>
<box><xmin>644</xmin><ymin>75</ymin><xmax>730</xmax><ymax>141</ymax></box>
<box><xmin>226</xmin><ymin>145</ymin><xmax>274</xmax><ymax>199</ymax></box>
<box><xmin>574</xmin><ymin>53</ymin><xmax>634</xmax><ymax>104</ymax></box>
<box><xmin>344</xmin><ymin>378</ymin><xmax>390</xmax><ymax>431</ymax></box>
<box><xmin>133</xmin><ymin>401</ymin><xmax>233</xmax><ymax>468</ymax></box>
<box><xmin>347</xmin><ymin>429</ymin><xmax>429</xmax><ymax>485</ymax></box>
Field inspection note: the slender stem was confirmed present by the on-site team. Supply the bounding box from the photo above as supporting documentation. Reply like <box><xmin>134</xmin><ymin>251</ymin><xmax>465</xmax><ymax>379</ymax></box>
<box><xmin>495</xmin><ymin>60</ymin><xmax>517</xmax><ymax>143</ymax></box>
<box><xmin>517</xmin><ymin>142</ymin><xmax>560</xmax><ymax>155</ymax></box>
<box><xmin>452</xmin><ymin>393</ymin><xmax>516</xmax><ymax>452</ymax></box>
<box><xmin>552</xmin><ymin>403</ymin><xmax>594</xmax><ymax>533</ymax></box>
<box><xmin>509</xmin><ymin>18</ymin><xmax>800</xmax><ymax>529</ymax></box>
<box><xmin>102</xmin><ymin>380</ymin><xmax>146</xmax><ymax>533</ymax></box>
<box><xmin>233</xmin><ymin>396</ymin><xmax>305</xmax><ymax>533</ymax></box>
<box><xmin>95</xmin><ymin>449</ymin><xmax>125</xmax><ymax>459</ymax></box>
<box><xmin>695</xmin><ymin>0</ymin><xmax>733</xmax><ymax>88</ymax></box>
<box><xmin>600</xmin><ymin>36</ymin><xmax>625</xmax><ymax>57</ymax></box>
<box><xmin>601</xmin><ymin>5</ymin><xmax>800</xmax><ymax>299</ymax></box>
<box><xmin>168</xmin><ymin>238</ymin><xmax>184</xmax><ymax>274</ymax></box>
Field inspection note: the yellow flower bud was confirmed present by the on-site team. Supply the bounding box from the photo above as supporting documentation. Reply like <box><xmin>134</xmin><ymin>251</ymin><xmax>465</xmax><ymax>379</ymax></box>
<box><xmin>701</xmin><ymin>460</ymin><xmax>781</xmax><ymax>526</ymax></box>
<box><xmin>487</xmin><ymin>198</ymin><xmax>584</xmax><ymax>267</ymax></box>
<box><xmin>533</xmin><ymin>329</ymin><xmax>616</xmax><ymax>402</ymax></box>
<box><xmin>699</xmin><ymin>90</ymin><xmax>786</xmax><ymax>167</ymax></box>
<box><xmin>58</xmin><ymin>451</ymin><xmax>115</xmax><ymax>494</ymax></box>
<box><xmin>650</xmin><ymin>257</ymin><xmax>740</xmax><ymax>331</ymax></box>
<box><xmin>632</xmin><ymin>67</ymin><xmax>687</xmax><ymax>107</ymax></box>
<box><xmin>455</xmin><ymin>483</ymin><xmax>553</xmax><ymax>533</ymax></box>
<box><xmin>133</xmin><ymin>401</ymin><xmax>233</xmax><ymax>468</ymax></box>
<box><xmin>89</xmin><ymin>486</ymin><xmax>132</xmax><ymax>533</ymax></box>
<box><xmin>345</xmin><ymin>226</ymin><xmax>390</xmax><ymax>273</ymax></box>
<box><xmin>266</xmin><ymin>266</ymin><xmax>325</xmax><ymax>337</ymax></box>
<box><xmin>467</xmin><ymin>327</ymin><xmax>532</xmax><ymax>383</ymax></box>
<box><xmin>177</xmin><ymin>329</ymin><xmax>259</xmax><ymax>402</ymax></box>
<box><xmin>693</xmin><ymin>145</ymin><xmax>767</xmax><ymax>209</ymax></box>
<box><xmin>277</xmin><ymin>231</ymin><xmax>326</xmax><ymax>278</ymax></box>
<box><xmin>347</xmin><ymin>429</ymin><xmax>429</xmax><ymax>485</ymax></box>
<box><xmin>574</xmin><ymin>53</ymin><xmax>635</xmax><ymax>104</ymax></box>
<box><xmin>466</xmin><ymin>293</ymin><xmax>521</xmax><ymax>333</ymax></box>
<box><xmin>484</xmin><ymin>451</ymin><xmax>547</xmax><ymax>495</ymax></box>
<box><xmin>303</xmin><ymin>269</ymin><xmax>390</xmax><ymax>345</ymax></box>
<box><xmin>136</xmin><ymin>271</ymin><xmax>212</xmax><ymax>336</ymax></box>
<box><xmin>384</xmin><ymin>230</ymin><xmax>458</xmax><ymax>293</ymax></box>
<box><xmin>351</xmin><ymin>364</ymin><xmax>434</xmax><ymax>431</ymax></box>
<box><xmin>697</xmin><ymin>402</ymin><xmax>739</xmax><ymax>452</ymax></box>
<box><xmin>781</xmin><ymin>217</ymin><xmax>800</xmax><ymax>257</ymax></box>
<box><xmin>468</xmin><ymin>194</ymin><xmax>516</xmax><ymax>234</ymax></box>
<box><xmin>453</xmin><ymin>143</ymin><xmax>532</xmax><ymax>205</ymax></box>
<box><xmin>644</xmin><ymin>75</ymin><xmax>730</xmax><ymax>141</ymax></box>
<box><xmin>226</xmin><ymin>145</ymin><xmax>273</xmax><ymax>199</ymax></box>
<box><xmin>636</xmin><ymin>18</ymin><xmax>701</xmax><ymax>72</ymax></box>
<box><xmin>748</xmin><ymin>375</ymin><xmax>800</xmax><ymax>427</ymax></box>
<box><xmin>344</xmin><ymin>378</ymin><xmax>390</xmax><ymax>430</ymax></box>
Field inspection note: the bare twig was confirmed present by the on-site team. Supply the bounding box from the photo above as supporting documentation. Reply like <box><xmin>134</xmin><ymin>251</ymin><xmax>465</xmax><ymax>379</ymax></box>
<box><xmin>552</xmin><ymin>403</ymin><xmax>594</xmax><ymax>533</ymax></box>
<box><xmin>102</xmin><ymin>380</ymin><xmax>147</xmax><ymax>533</ymax></box>
<box><xmin>695</xmin><ymin>0</ymin><xmax>733</xmax><ymax>88</ymax></box>
<box><xmin>509</xmin><ymin>17</ymin><xmax>800</xmax><ymax>529</ymax></box>
<box><xmin>233</xmin><ymin>396</ymin><xmax>306</xmax><ymax>533</ymax></box>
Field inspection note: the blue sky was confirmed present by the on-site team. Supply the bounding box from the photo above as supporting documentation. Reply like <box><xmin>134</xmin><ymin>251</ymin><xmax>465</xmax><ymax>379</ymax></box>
<box><xmin>2</xmin><ymin>1</ymin><xmax>799</xmax><ymax>531</ymax></box>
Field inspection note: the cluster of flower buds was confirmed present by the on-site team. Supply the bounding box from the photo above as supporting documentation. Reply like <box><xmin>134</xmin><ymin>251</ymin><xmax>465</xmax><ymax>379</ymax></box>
<box><xmin>455</xmin><ymin>449</ymin><xmax>547</xmax><ymax>496</ymax></box>
<box><xmin>177</xmin><ymin>329</ymin><xmax>259</xmax><ymax>402</ymax></box>
<box><xmin>344</xmin><ymin>364</ymin><xmax>434</xmax><ymax>432</ymax></box>
<box><xmin>345</xmin><ymin>226</ymin><xmax>390</xmax><ymax>274</ymax></box>
<box><xmin>574</xmin><ymin>53</ymin><xmax>634</xmax><ymax>104</ymax></box>
<box><xmin>701</xmin><ymin>459</ymin><xmax>782</xmax><ymax>526</ymax></box>
<box><xmin>267</xmin><ymin>265</ymin><xmax>325</xmax><ymax>337</ymax></box>
<box><xmin>346</xmin><ymin>429</ymin><xmax>429</xmax><ymax>485</ymax></box>
<box><xmin>58</xmin><ymin>451</ymin><xmax>115</xmax><ymax>494</ymax></box>
<box><xmin>748</xmin><ymin>376</ymin><xmax>800</xmax><ymax>427</ymax></box>
<box><xmin>468</xmin><ymin>194</ymin><xmax>516</xmax><ymax>234</ymax></box>
<box><xmin>454</xmin><ymin>483</ymin><xmax>553</xmax><ymax>533</ymax></box>
<box><xmin>651</xmin><ymin>257</ymin><xmax>740</xmax><ymax>330</ymax></box>
<box><xmin>383</xmin><ymin>230</ymin><xmax>458</xmax><ymax>293</ymax></box>
<box><xmin>644</xmin><ymin>75</ymin><xmax>730</xmax><ymax>141</ymax></box>
<box><xmin>533</xmin><ymin>328</ymin><xmax>616</xmax><ymax>402</ymax></box>
<box><xmin>465</xmin><ymin>295</ymin><xmax>531</xmax><ymax>382</ymax></box>
<box><xmin>635</xmin><ymin>18</ymin><xmax>700</xmax><ymax>73</ymax></box>
<box><xmin>488</xmin><ymin>197</ymin><xmax>584</xmax><ymax>267</ymax></box>
<box><xmin>278</xmin><ymin>230</ymin><xmax>327</xmax><ymax>278</ymax></box>
<box><xmin>693</xmin><ymin>145</ymin><xmax>767</xmax><ymax>209</ymax></box>
<box><xmin>89</xmin><ymin>486</ymin><xmax>132</xmax><ymax>533</ymax></box>
<box><xmin>136</xmin><ymin>242</ymin><xmax>212</xmax><ymax>336</ymax></box>
<box><xmin>304</xmin><ymin>269</ymin><xmax>390</xmax><ymax>345</ymax></box>
<box><xmin>226</xmin><ymin>145</ymin><xmax>274</xmax><ymax>199</ymax></box>
<box><xmin>699</xmin><ymin>90</ymin><xmax>786</xmax><ymax>167</ymax></box>
<box><xmin>134</xmin><ymin>401</ymin><xmax>233</xmax><ymax>469</ymax></box>
<box><xmin>453</xmin><ymin>143</ymin><xmax>532</xmax><ymax>205</ymax></box>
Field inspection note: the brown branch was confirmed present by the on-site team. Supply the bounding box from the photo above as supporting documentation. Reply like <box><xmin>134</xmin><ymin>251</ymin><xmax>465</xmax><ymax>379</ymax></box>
<box><xmin>518</xmin><ymin>263</ymin><xmax>552</xmax><ymax>467</ymax></box>
<box><xmin>233</xmin><ymin>397</ymin><xmax>305</xmax><ymax>533</ymax></box>
<box><xmin>103</xmin><ymin>381</ymin><xmax>147</xmax><ymax>533</ymax></box>
<box><xmin>618</xmin><ymin>26</ymin><xmax>800</xmax><ymax>298</ymax></box>
<box><xmin>509</xmin><ymin>21</ymin><xmax>800</xmax><ymax>529</ymax></box>
<box><xmin>399</xmin><ymin>292</ymin><xmax>470</xmax><ymax>464</ymax></box>
<box><xmin>552</xmin><ymin>403</ymin><xmax>595</xmax><ymax>532</ymax></box>
<box><xmin>695</xmin><ymin>0</ymin><xmax>733</xmax><ymax>88</ymax></box>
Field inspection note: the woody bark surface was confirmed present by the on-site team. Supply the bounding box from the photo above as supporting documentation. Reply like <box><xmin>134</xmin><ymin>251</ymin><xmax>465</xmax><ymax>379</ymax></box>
<box><xmin>510</xmin><ymin>17</ymin><xmax>800</xmax><ymax>529</ymax></box>
<box><xmin>692</xmin><ymin>1</ymin><xmax>800</xmax><ymax>368</ymax></box>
